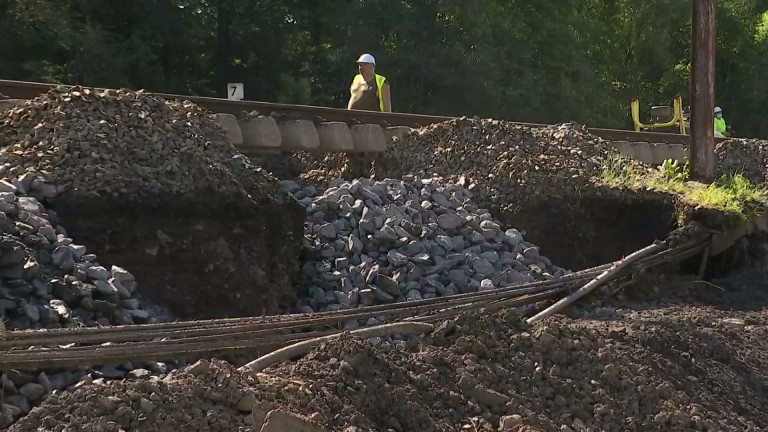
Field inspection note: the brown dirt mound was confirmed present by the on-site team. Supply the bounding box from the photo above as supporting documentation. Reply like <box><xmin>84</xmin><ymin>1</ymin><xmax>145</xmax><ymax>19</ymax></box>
<box><xmin>16</xmin><ymin>303</ymin><xmax>767</xmax><ymax>432</ymax></box>
<box><xmin>8</xmin><ymin>360</ymin><xmax>255</xmax><ymax>432</ymax></box>
<box><xmin>253</xmin><ymin>308</ymin><xmax>768</xmax><ymax>432</ymax></box>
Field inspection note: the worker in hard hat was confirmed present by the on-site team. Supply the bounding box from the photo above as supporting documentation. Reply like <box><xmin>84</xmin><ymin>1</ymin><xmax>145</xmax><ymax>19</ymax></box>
<box><xmin>347</xmin><ymin>54</ymin><xmax>391</xmax><ymax>112</ymax></box>
<box><xmin>714</xmin><ymin>106</ymin><xmax>727</xmax><ymax>138</ymax></box>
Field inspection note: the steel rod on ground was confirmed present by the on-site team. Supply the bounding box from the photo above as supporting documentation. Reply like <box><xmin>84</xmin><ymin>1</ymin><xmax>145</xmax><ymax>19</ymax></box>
<box><xmin>526</xmin><ymin>242</ymin><xmax>667</xmax><ymax>324</ymax></box>
<box><xmin>239</xmin><ymin>322</ymin><xmax>434</xmax><ymax>373</ymax></box>
<box><xmin>690</xmin><ymin>0</ymin><xmax>717</xmax><ymax>181</ymax></box>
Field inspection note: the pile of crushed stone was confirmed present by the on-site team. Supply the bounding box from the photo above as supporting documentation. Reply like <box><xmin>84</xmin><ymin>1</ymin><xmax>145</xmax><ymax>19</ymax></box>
<box><xmin>282</xmin><ymin>176</ymin><xmax>566</xmax><ymax>315</ymax></box>
<box><xmin>290</xmin><ymin>153</ymin><xmax>359</xmax><ymax>183</ymax></box>
<box><xmin>0</xmin><ymin>87</ymin><xmax>276</xmax><ymax>206</ymax></box>
<box><xmin>16</xmin><ymin>302</ymin><xmax>767</xmax><ymax>432</ymax></box>
<box><xmin>372</xmin><ymin>119</ymin><xmax>611</xmax><ymax>210</ymax></box>
<box><xmin>0</xmin><ymin>176</ymin><xmax>163</xmax><ymax>331</ymax></box>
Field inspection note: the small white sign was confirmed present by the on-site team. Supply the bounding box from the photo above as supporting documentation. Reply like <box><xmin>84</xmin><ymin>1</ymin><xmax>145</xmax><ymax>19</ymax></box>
<box><xmin>227</xmin><ymin>83</ymin><xmax>244</xmax><ymax>101</ymax></box>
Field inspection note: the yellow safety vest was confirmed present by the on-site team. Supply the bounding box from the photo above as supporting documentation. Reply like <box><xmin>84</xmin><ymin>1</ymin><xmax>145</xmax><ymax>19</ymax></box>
<box><xmin>714</xmin><ymin>117</ymin><xmax>726</xmax><ymax>134</ymax></box>
<box><xmin>354</xmin><ymin>74</ymin><xmax>388</xmax><ymax>111</ymax></box>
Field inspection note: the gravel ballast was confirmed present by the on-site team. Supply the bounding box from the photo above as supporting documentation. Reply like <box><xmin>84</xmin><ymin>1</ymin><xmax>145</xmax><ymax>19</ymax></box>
<box><xmin>281</xmin><ymin>176</ymin><xmax>567</xmax><ymax>315</ymax></box>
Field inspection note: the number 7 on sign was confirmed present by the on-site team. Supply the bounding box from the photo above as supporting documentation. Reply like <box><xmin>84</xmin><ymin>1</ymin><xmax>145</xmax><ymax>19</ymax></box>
<box><xmin>227</xmin><ymin>83</ymin><xmax>244</xmax><ymax>101</ymax></box>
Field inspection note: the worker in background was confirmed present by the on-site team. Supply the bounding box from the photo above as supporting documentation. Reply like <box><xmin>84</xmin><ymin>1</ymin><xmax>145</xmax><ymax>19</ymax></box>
<box><xmin>714</xmin><ymin>106</ymin><xmax>727</xmax><ymax>138</ymax></box>
<box><xmin>347</xmin><ymin>54</ymin><xmax>391</xmax><ymax>112</ymax></box>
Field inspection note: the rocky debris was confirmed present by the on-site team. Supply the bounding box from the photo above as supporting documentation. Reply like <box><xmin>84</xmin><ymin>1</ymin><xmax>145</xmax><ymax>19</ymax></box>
<box><xmin>8</xmin><ymin>360</ymin><xmax>268</xmax><ymax>432</ymax></box>
<box><xmin>10</xmin><ymin>296</ymin><xmax>768</xmax><ymax>432</ymax></box>
<box><xmin>372</xmin><ymin>119</ymin><xmax>611</xmax><ymax>210</ymax></box>
<box><xmin>280</xmin><ymin>176</ymin><xmax>567</xmax><ymax>313</ymax></box>
<box><xmin>715</xmin><ymin>138</ymin><xmax>768</xmax><ymax>185</ymax></box>
<box><xmin>0</xmin><ymin>188</ymin><xmax>163</xmax><ymax>332</ymax></box>
<box><xmin>246</xmin><ymin>306</ymin><xmax>768</xmax><ymax>432</ymax></box>
<box><xmin>0</xmin><ymin>87</ymin><xmax>276</xmax><ymax>205</ymax></box>
<box><xmin>7</xmin><ymin>358</ymin><xmax>325</xmax><ymax>432</ymax></box>
<box><xmin>259</xmin><ymin>409</ymin><xmax>325</xmax><ymax>432</ymax></box>
<box><xmin>249</xmin><ymin>151</ymin><xmax>369</xmax><ymax>184</ymax></box>
<box><xmin>2</xmin><ymin>358</ymin><xmax>189</xmax><ymax>427</ymax></box>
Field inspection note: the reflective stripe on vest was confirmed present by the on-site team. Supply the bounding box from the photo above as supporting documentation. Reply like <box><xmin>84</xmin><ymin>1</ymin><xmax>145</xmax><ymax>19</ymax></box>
<box><xmin>355</xmin><ymin>74</ymin><xmax>387</xmax><ymax>111</ymax></box>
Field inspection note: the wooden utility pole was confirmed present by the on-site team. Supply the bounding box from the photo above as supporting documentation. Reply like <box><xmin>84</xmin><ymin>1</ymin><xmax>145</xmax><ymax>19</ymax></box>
<box><xmin>690</xmin><ymin>0</ymin><xmax>717</xmax><ymax>182</ymax></box>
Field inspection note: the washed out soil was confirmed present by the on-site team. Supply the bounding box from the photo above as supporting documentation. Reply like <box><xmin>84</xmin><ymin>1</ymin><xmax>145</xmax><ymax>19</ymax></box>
<box><xmin>51</xmin><ymin>195</ymin><xmax>305</xmax><ymax>319</ymax></box>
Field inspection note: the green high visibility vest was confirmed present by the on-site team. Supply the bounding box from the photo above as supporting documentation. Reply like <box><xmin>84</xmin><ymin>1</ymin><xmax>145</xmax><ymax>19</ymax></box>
<box><xmin>714</xmin><ymin>117</ymin><xmax>726</xmax><ymax>134</ymax></box>
<box><xmin>354</xmin><ymin>74</ymin><xmax>388</xmax><ymax>111</ymax></box>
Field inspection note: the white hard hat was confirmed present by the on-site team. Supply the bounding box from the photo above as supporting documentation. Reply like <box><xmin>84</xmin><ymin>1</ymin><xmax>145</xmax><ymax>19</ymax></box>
<box><xmin>714</xmin><ymin>106</ymin><xmax>723</xmax><ymax>113</ymax></box>
<box><xmin>356</xmin><ymin>53</ymin><xmax>376</xmax><ymax>65</ymax></box>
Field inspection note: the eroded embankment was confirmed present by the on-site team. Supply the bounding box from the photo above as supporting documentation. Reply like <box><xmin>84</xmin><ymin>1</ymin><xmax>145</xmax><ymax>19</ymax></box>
<box><xmin>52</xmin><ymin>195</ymin><xmax>305</xmax><ymax>319</ymax></box>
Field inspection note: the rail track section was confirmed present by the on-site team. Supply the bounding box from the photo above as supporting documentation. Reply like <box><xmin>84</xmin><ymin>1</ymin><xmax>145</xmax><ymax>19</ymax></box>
<box><xmin>0</xmin><ymin>78</ymin><xmax>714</xmax><ymax>158</ymax></box>
<box><xmin>0</xmin><ymin>233</ymin><xmax>709</xmax><ymax>371</ymax></box>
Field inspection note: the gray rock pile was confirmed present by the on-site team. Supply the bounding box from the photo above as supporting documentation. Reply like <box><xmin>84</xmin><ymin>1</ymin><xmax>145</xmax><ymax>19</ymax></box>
<box><xmin>0</xmin><ymin>175</ymin><xmax>173</xmax><ymax>426</ymax></box>
<box><xmin>280</xmin><ymin>176</ymin><xmax>567</xmax><ymax>314</ymax></box>
<box><xmin>0</xmin><ymin>87</ymin><xmax>276</xmax><ymax>205</ymax></box>
<box><xmin>373</xmin><ymin>118</ymin><xmax>611</xmax><ymax>210</ymax></box>
<box><xmin>0</xmin><ymin>181</ymin><xmax>161</xmax><ymax>331</ymax></box>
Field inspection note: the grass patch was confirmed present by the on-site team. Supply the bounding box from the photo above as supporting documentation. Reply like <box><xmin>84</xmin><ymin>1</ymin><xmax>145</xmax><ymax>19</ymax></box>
<box><xmin>601</xmin><ymin>152</ymin><xmax>767</xmax><ymax>219</ymax></box>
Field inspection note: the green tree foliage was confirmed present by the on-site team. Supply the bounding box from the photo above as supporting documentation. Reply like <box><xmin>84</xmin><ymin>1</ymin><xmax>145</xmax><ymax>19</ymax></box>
<box><xmin>2</xmin><ymin>0</ymin><xmax>768</xmax><ymax>137</ymax></box>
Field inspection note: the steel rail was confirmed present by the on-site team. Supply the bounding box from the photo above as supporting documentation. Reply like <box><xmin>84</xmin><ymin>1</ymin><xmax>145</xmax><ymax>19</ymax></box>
<box><xmin>1</xmin><ymin>288</ymin><xmax>570</xmax><ymax>370</ymax></box>
<box><xmin>1</xmin><ymin>278</ymin><xmax>587</xmax><ymax>349</ymax></box>
<box><xmin>0</xmin><ymin>78</ymin><xmax>718</xmax><ymax>145</ymax></box>
<box><xmin>0</xmin><ymin>238</ymin><xmax>706</xmax><ymax>371</ymax></box>
<box><xmin>2</xmin><ymin>264</ymin><xmax>614</xmax><ymax>342</ymax></box>
<box><xmin>1</xmin><ymin>239</ymin><xmax>704</xmax><ymax>349</ymax></box>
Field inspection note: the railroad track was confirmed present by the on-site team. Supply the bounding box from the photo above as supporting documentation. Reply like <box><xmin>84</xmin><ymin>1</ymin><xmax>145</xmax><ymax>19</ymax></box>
<box><xmin>0</xmin><ymin>235</ymin><xmax>708</xmax><ymax>371</ymax></box>
<box><xmin>0</xmin><ymin>78</ymin><xmax>704</xmax><ymax>146</ymax></box>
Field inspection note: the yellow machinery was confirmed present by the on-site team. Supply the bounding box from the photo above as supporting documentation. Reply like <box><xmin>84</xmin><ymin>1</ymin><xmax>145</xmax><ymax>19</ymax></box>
<box><xmin>630</xmin><ymin>96</ymin><xmax>687</xmax><ymax>134</ymax></box>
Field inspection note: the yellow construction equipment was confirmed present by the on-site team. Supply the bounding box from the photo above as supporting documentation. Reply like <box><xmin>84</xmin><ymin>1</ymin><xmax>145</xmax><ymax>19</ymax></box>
<box><xmin>630</xmin><ymin>96</ymin><xmax>687</xmax><ymax>135</ymax></box>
